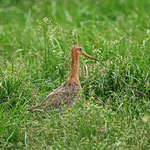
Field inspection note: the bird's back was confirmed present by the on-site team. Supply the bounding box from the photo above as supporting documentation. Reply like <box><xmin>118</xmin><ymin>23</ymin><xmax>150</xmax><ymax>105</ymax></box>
<box><xmin>27</xmin><ymin>81</ymin><xmax>81</xmax><ymax>113</ymax></box>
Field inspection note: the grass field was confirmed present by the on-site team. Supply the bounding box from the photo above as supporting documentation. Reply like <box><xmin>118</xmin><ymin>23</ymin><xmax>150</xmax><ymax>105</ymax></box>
<box><xmin>0</xmin><ymin>0</ymin><xmax>150</xmax><ymax>149</ymax></box>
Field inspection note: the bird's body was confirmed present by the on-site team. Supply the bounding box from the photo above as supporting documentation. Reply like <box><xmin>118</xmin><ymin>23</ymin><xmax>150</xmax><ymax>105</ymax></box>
<box><xmin>27</xmin><ymin>45</ymin><xmax>99</xmax><ymax>113</ymax></box>
<box><xmin>27</xmin><ymin>81</ymin><xmax>81</xmax><ymax>112</ymax></box>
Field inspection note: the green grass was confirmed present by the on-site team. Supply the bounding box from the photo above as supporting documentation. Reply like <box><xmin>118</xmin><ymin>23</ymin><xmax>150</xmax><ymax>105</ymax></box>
<box><xmin>0</xmin><ymin>0</ymin><xmax>150</xmax><ymax>149</ymax></box>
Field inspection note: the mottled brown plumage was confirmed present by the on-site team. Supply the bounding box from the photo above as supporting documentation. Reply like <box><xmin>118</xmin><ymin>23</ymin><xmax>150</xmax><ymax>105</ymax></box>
<box><xmin>27</xmin><ymin>45</ymin><xmax>99</xmax><ymax>113</ymax></box>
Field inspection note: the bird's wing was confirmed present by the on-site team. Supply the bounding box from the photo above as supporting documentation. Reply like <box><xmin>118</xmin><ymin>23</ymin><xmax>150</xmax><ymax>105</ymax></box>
<box><xmin>26</xmin><ymin>82</ymin><xmax>80</xmax><ymax>113</ymax></box>
<box><xmin>41</xmin><ymin>82</ymin><xmax>80</xmax><ymax>110</ymax></box>
<box><xmin>26</xmin><ymin>84</ymin><xmax>64</xmax><ymax>113</ymax></box>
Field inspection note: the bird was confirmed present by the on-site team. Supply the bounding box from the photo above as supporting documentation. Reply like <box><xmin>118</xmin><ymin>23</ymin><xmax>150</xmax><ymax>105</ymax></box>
<box><xmin>26</xmin><ymin>45</ymin><xmax>99</xmax><ymax>114</ymax></box>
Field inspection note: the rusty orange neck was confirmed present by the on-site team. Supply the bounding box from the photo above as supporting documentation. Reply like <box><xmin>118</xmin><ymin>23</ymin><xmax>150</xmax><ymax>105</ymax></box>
<box><xmin>68</xmin><ymin>52</ymin><xmax>81</xmax><ymax>87</ymax></box>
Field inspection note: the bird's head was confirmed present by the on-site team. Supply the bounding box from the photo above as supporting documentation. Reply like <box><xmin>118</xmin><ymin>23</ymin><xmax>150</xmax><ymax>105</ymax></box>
<box><xmin>71</xmin><ymin>45</ymin><xmax>99</xmax><ymax>61</ymax></box>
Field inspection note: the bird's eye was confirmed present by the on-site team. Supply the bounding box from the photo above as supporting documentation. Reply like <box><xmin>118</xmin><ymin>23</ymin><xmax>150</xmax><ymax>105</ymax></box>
<box><xmin>80</xmin><ymin>48</ymin><xmax>82</xmax><ymax>51</ymax></box>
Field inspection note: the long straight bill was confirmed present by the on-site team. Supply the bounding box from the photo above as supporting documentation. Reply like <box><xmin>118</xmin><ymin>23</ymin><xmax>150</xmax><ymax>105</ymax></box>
<box><xmin>82</xmin><ymin>52</ymin><xmax>99</xmax><ymax>61</ymax></box>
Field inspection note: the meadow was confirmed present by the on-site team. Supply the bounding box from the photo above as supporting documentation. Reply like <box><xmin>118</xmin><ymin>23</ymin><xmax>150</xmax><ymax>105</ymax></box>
<box><xmin>0</xmin><ymin>0</ymin><xmax>150</xmax><ymax>149</ymax></box>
